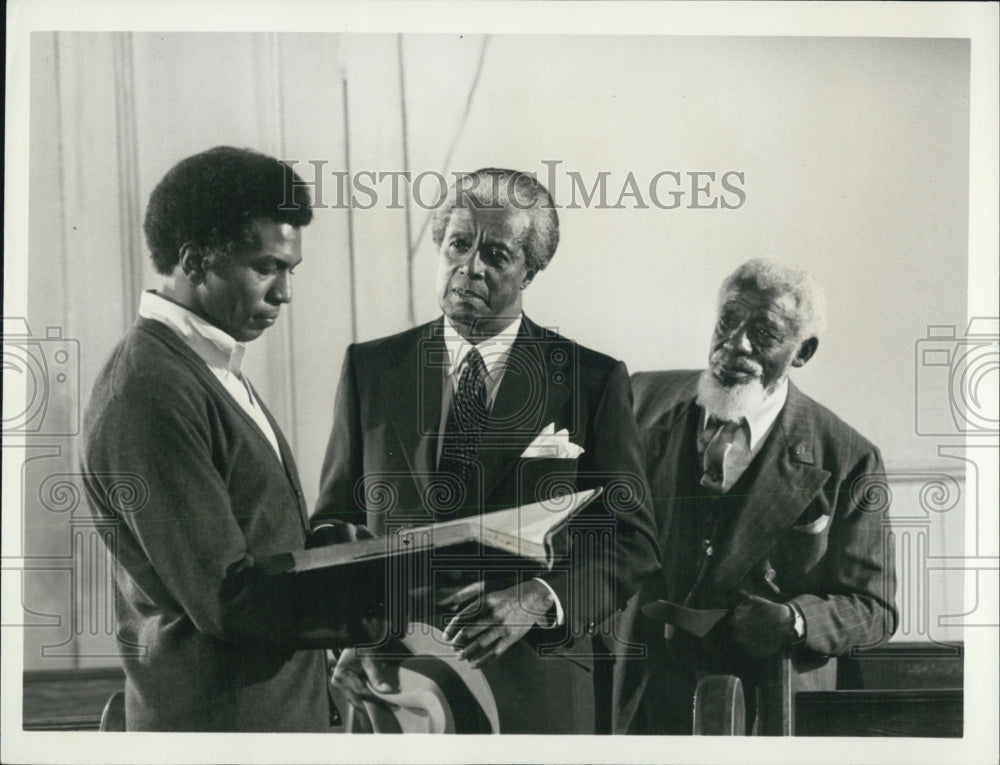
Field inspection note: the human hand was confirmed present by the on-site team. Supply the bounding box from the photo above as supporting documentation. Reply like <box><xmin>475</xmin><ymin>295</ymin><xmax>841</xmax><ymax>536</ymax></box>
<box><xmin>330</xmin><ymin>645</ymin><xmax>400</xmax><ymax>711</ymax></box>
<box><xmin>441</xmin><ymin>580</ymin><xmax>555</xmax><ymax>669</ymax></box>
<box><xmin>730</xmin><ymin>591</ymin><xmax>796</xmax><ymax>658</ymax></box>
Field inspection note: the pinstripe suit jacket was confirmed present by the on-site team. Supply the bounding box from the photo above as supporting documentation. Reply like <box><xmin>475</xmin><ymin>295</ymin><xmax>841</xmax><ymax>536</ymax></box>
<box><xmin>613</xmin><ymin>370</ymin><xmax>897</xmax><ymax>734</ymax></box>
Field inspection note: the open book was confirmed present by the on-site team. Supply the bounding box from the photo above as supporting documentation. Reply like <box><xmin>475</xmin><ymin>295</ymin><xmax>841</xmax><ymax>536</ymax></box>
<box><xmin>256</xmin><ymin>487</ymin><xmax>602</xmax><ymax>578</ymax></box>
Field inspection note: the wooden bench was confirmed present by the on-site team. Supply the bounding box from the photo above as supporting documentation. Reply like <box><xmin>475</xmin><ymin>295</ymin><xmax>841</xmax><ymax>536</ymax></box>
<box><xmin>22</xmin><ymin>667</ymin><xmax>124</xmax><ymax>731</ymax></box>
<box><xmin>694</xmin><ymin>641</ymin><xmax>963</xmax><ymax>737</ymax></box>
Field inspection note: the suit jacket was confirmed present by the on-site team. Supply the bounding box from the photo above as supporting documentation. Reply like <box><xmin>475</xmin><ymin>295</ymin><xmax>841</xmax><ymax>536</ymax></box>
<box><xmin>82</xmin><ymin>319</ymin><xmax>374</xmax><ymax>731</ymax></box>
<box><xmin>313</xmin><ymin>315</ymin><xmax>660</xmax><ymax>733</ymax></box>
<box><xmin>613</xmin><ymin>370</ymin><xmax>898</xmax><ymax>734</ymax></box>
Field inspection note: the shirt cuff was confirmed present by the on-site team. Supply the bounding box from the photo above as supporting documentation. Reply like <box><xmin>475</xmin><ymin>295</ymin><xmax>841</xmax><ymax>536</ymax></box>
<box><xmin>532</xmin><ymin>577</ymin><xmax>565</xmax><ymax>628</ymax></box>
<box><xmin>788</xmin><ymin>600</ymin><xmax>807</xmax><ymax>643</ymax></box>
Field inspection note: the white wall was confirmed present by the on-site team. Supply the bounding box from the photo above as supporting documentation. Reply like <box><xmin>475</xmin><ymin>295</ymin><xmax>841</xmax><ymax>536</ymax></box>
<box><xmin>20</xmin><ymin>33</ymin><xmax>972</xmax><ymax>667</ymax></box>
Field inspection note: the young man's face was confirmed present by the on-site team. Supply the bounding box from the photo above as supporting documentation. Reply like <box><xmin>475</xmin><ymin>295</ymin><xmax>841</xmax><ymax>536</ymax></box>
<box><xmin>196</xmin><ymin>220</ymin><xmax>302</xmax><ymax>342</ymax></box>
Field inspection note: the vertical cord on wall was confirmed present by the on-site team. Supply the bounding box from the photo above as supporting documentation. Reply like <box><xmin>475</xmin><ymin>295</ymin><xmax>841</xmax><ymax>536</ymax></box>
<box><xmin>407</xmin><ymin>35</ymin><xmax>490</xmax><ymax>259</ymax></box>
<box><xmin>112</xmin><ymin>32</ymin><xmax>142</xmax><ymax>335</ymax></box>
<box><xmin>51</xmin><ymin>32</ymin><xmax>78</xmax><ymax>668</ymax></box>
<box><xmin>272</xmin><ymin>33</ymin><xmax>300</xmax><ymax>457</ymax></box>
<box><xmin>397</xmin><ymin>35</ymin><xmax>416</xmax><ymax>327</ymax></box>
<box><xmin>343</xmin><ymin>73</ymin><xmax>358</xmax><ymax>343</ymax></box>
<box><xmin>53</xmin><ymin>33</ymin><xmax>70</xmax><ymax>339</ymax></box>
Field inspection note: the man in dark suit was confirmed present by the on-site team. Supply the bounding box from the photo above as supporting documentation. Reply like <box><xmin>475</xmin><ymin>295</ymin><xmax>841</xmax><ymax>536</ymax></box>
<box><xmin>614</xmin><ymin>259</ymin><xmax>897</xmax><ymax>735</ymax></box>
<box><xmin>82</xmin><ymin>147</ymin><xmax>381</xmax><ymax>730</ymax></box>
<box><xmin>312</xmin><ymin>168</ymin><xmax>660</xmax><ymax>733</ymax></box>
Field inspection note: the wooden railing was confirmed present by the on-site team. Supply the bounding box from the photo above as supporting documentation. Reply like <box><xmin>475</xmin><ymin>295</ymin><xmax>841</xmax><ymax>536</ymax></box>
<box><xmin>22</xmin><ymin>667</ymin><xmax>124</xmax><ymax>731</ymax></box>
<box><xmin>21</xmin><ymin>642</ymin><xmax>964</xmax><ymax>734</ymax></box>
<box><xmin>695</xmin><ymin>641</ymin><xmax>963</xmax><ymax>737</ymax></box>
<box><xmin>795</xmin><ymin>688</ymin><xmax>962</xmax><ymax>737</ymax></box>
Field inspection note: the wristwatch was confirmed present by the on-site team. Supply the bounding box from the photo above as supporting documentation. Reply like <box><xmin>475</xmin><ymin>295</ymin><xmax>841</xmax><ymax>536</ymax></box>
<box><xmin>787</xmin><ymin>602</ymin><xmax>806</xmax><ymax>643</ymax></box>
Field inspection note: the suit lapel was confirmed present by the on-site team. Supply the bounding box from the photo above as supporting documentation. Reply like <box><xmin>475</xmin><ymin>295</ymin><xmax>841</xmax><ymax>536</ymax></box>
<box><xmin>385</xmin><ymin>320</ymin><xmax>444</xmax><ymax>499</ymax></box>
<box><xmin>706</xmin><ymin>383</ymin><xmax>831</xmax><ymax>595</ymax></box>
<box><xmin>646</xmin><ymin>400</ymin><xmax>698</xmax><ymax>553</ymax></box>
<box><xmin>478</xmin><ymin>316</ymin><xmax>572</xmax><ymax>506</ymax></box>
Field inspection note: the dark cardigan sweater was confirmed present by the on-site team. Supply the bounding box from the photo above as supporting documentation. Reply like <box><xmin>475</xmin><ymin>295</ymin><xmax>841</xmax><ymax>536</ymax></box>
<box><xmin>82</xmin><ymin>318</ymin><xmax>363</xmax><ymax>731</ymax></box>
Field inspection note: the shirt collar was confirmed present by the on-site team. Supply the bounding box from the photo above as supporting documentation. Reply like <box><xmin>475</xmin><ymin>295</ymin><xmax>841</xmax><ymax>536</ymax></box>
<box><xmin>442</xmin><ymin>313</ymin><xmax>523</xmax><ymax>381</ymax></box>
<box><xmin>139</xmin><ymin>290</ymin><xmax>246</xmax><ymax>376</ymax></box>
<box><xmin>746</xmin><ymin>378</ymin><xmax>788</xmax><ymax>452</ymax></box>
<box><xmin>701</xmin><ymin>377</ymin><xmax>789</xmax><ymax>454</ymax></box>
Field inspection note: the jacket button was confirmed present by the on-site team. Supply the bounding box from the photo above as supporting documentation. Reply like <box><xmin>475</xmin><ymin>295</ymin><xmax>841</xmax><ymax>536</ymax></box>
<box><xmin>586</xmin><ymin>622</ymin><xmax>596</xmax><ymax>635</ymax></box>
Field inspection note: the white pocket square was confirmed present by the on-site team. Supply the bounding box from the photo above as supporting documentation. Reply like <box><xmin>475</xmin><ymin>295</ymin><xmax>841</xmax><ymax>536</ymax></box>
<box><xmin>792</xmin><ymin>513</ymin><xmax>830</xmax><ymax>535</ymax></box>
<box><xmin>520</xmin><ymin>423</ymin><xmax>585</xmax><ymax>459</ymax></box>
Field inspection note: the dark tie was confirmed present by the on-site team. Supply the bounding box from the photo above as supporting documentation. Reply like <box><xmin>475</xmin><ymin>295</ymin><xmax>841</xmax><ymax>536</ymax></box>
<box><xmin>698</xmin><ymin>417</ymin><xmax>742</xmax><ymax>493</ymax></box>
<box><xmin>438</xmin><ymin>347</ymin><xmax>489</xmax><ymax>493</ymax></box>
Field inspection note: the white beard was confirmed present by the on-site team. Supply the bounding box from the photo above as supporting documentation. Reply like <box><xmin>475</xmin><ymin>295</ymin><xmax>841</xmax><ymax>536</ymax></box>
<box><xmin>696</xmin><ymin>369</ymin><xmax>768</xmax><ymax>421</ymax></box>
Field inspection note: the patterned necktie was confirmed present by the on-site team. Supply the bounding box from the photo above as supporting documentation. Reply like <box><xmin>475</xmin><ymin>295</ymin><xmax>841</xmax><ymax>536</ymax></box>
<box><xmin>439</xmin><ymin>347</ymin><xmax>489</xmax><ymax>489</ymax></box>
<box><xmin>699</xmin><ymin>417</ymin><xmax>743</xmax><ymax>494</ymax></box>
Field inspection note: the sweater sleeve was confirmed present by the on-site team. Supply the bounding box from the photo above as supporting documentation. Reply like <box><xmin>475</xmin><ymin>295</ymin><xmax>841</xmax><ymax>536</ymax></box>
<box><xmin>84</xmin><ymin>381</ymin><xmax>375</xmax><ymax>649</ymax></box>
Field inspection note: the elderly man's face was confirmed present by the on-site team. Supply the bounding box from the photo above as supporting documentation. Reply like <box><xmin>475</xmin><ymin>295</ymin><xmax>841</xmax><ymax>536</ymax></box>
<box><xmin>197</xmin><ymin>220</ymin><xmax>302</xmax><ymax>342</ymax></box>
<box><xmin>436</xmin><ymin>206</ymin><xmax>533</xmax><ymax>339</ymax></box>
<box><xmin>709</xmin><ymin>283</ymin><xmax>809</xmax><ymax>394</ymax></box>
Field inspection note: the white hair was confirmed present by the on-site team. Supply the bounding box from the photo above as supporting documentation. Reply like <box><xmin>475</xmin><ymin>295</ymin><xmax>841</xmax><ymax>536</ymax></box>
<box><xmin>696</xmin><ymin>369</ymin><xmax>768</xmax><ymax>421</ymax></box>
<box><xmin>718</xmin><ymin>258</ymin><xmax>828</xmax><ymax>339</ymax></box>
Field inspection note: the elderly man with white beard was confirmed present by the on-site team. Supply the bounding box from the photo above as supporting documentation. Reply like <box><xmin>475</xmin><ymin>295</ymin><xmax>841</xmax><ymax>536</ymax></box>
<box><xmin>613</xmin><ymin>259</ymin><xmax>897</xmax><ymax>735</ymax></box>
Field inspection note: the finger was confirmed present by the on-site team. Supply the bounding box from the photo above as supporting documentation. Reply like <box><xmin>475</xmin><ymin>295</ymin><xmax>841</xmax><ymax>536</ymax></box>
<box><xmin>467</xmin><ymin>631</ymin><xmax>518</xmax><ymax>669</ymax></box>
<box><xmin>332</xmin><ymin>662</ymin><xmax>371</xmax><ymax>707</ymax></box>
<box><xmin>359</xmin><ymin>650</ymin><xmax>398</xmax><ymax>694</ymax></box>
<box><xmin>438</xmin><ymin>580</ymin><xmax>486</xmax><ymax>609</ymax></box>
<box><xmin>442</xmin><ymin>600</ymin><xmax>486</xmax><ymax>641</ymax></box>
<box><xmin>459</xmin><ymin>628</ymin><xmax>504</xmax><ymax>665</ymax></box>
<box><xmin>449</xmin><ymin>621</ymin><xmax>493</xmax><ymax>648</ymax></box>
<box><xmin>737</xmin><ymin>589</ymin><xmax>770</xmax><ymax>606</ymax></box>
<box><xmin>409</xmin><ymin>585</ymin><xmax>435</xmax><ymax>601</ymax></box>
<box><xmin>332</xmin><ymin>679</ymin><xmax>366</xmax><ymax>711</ymax></box>
<box><xmin>444</xmin><ymin>610</ymin><xmax>493</xmax><ymax>646</ymax></box>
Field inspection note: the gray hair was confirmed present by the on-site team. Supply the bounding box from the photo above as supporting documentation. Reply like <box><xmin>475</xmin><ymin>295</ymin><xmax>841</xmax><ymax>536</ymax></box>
<box><xmin>431</xmin><ymin>168</ymin><xmax>559</xmax><ymax>275</ymax></box>
<box><xmin>719</xmin><ymin>258</ymin><xmax>828</xmax><ymax>339</ymax></box>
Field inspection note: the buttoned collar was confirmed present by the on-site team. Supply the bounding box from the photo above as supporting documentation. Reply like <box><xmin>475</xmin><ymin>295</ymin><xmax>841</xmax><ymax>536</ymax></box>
<box><xmin>139</xmin><ymin>290</ymin><xmax>246</xmax><ymax>376</ymax></box>
<box><xmin>442</xmin><ymin>313</ymin><xmax>522</xmax><ymax>382</ymax></box>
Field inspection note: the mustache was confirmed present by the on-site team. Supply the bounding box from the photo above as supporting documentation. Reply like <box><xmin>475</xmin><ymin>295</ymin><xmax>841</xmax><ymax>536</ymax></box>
<box><xmin>448</xmin><ymin>277</ymin><xmax>486</xmax><ymax>298</ymax></box>
<box><xmin>710</xmin><ymin>349</ymin><xmax>762</xmax><ymax>376</ymax></box>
